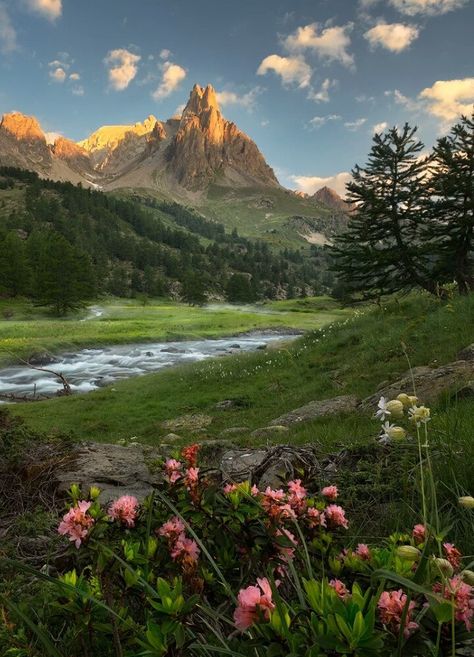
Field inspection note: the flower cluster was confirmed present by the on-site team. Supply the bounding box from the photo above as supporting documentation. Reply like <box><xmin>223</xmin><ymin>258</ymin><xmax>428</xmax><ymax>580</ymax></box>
<box><xmin>378</xmin><ymin>589</ymin><xmax>419</xmax><ymax>638</ymax></box>
<box><xmin>108</xmin><ymin>495</ymin><xmax>139</xmax><ymax>527</ymax></box>
<box><xmin>158</xmin><ymin>515</ymin><xmax>200</xmax><ymax>571</ymax></box>
<box><xmin>58</xmin><ymin>500</ymin><xmax>95</xmax><ymax>549</ymax></box>
<box><xmin>234</xmin><ymin>577</ymin><xmax>275</xmax><ymax>631</ymax></box>
<box><xmin>433</xmin><ymin>576</ymin><xmax>474</xmax><ymax>631</ymax></box>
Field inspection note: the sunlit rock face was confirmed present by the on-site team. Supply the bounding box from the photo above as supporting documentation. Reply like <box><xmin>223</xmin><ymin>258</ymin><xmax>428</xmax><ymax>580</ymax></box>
<box><xmin>0</xmin><ymin>112</ymin><xmax>52</xmax><ymax>170</ymax></box>
<box><xmin>166</xmin><ymin>84</ymin><xmax>279</xmax><ymax>190</ymax></box>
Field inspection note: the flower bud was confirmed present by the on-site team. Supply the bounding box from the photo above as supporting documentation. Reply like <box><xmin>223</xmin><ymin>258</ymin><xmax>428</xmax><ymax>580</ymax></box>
<box><xmin>408</xmin><ymin>395</ymin><xmax>419</xmax><ymax>407</ymax></box>
<box><xmin>89</xmin><ymin>486</ymin><xmax>101</xmax><ymax>500</ymax></box>
<box><xmin>387</xmin><ymin>426</ymin><xmax>407</xmax><ymax>441</ymax></box>
<box><xmin>461</xmin><ymin>570</ymin><xmax>474</xmax><ymax>585</ymax></box>
<box><xmin>396</xmin><ymin>393</ymin><xmax>412</xmax><ymax>407</ymax></box>
<box><xmin>432</xmin><ymin>557</ymin><xmax>454</xmax><ymax>577</ymax></box>
<box><xmin>458</xmin><ymin>496</ymin><xmax>474</xmax><ymax>509</ymax></box>
<box><xmin>396</xmin><ymin>545</ymin><xmax>421</xmax><ymax>561</ymax></box>
<box><xmin>386</xmin><ymin>399</ymin><xmax>404</xmax><ymax>418</ymax></box>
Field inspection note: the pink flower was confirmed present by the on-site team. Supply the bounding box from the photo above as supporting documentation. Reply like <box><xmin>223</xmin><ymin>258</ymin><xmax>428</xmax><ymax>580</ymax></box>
<box><xmin>378</xmin><ymin>589</ymin><xmax>418</xmax><ymax>638</ymax></box>
<box><xmin>330</xmin><ymin>578</ymin><xmax>350</xmax><ymax>600</ymax></box>
<box><xmin>288</xmin><ymin>479</ymin><xmax>307</xmax><ymax>500</ymax></box>
<box><xmin>181</xmin><ymin>443</ymin><xmax>200</xmax><ymax>467</ymax></box>
<box><xmin>251</xmin><ymin>485</ymin><xmax>259</xmax><ymax>496</ymax></box>
<box><xmin>234</xmin><ymin>577</ymin><xmax>274</xmax><ymax>631</ymax></box>
<box><xmin>321</xmin><ymin>485</ymin><xmax>338</xmax><ymax>500</ymax></box>
<box><xmin>170</xmin><ymin>534</ymin><xmax>200</xmax><ymax>566</ymax></box>
<box><xmin>433</xmin><ymin>576</ymin><xmax>474</xmax><ymax>631</ymax></box>
<box><xmin>275</xmin><ymin>528</ymin><xmax>297</xmax><ymax>559</ymax></box>
<box><xmin>164</xmin><ymin>458</ymin><xmax>183</xmax><ymax>484</ymax></box>
<box><xmin>262</xmin><ymin>487</ymin><xmax>285</xmax><ymax>503</ymax></box>
<box><xmin>412</xmin><ymin>524</ymin><xmax>426</xmax><ymax>545</ymax></box>
<box><xmin>307</xmin><ymin>507</ymin><xmax>326</xmax><ymax>528</ymax></box>
<box><xmin>325</xmin><ymin>504</ymin><xmax>349</xmax><ymax>529</ymax></box>
<box><xmin>58</xmin><ymin>500</ymin><xmax>94</xmax><ymax>549</ymax></box>
<box><xmin>355</xmin><ymin>543</ymin><xmax>371</xmax><ymax>561</ymax></box>
<box><xmin>158</xmin><ymin>516</ymin><xmax>186</xmax><ymax>541</ymax></box>
<box><xmin>223</xmin><ymin>483</ymin><xmax>238</xmax><ymax>494</ymax></box>
<box><xmin>108</xmin><ymin>495</ymin><xmax>139</xmax><ymax>528</ymax></box>
<box><xmin>443</xmin><ymin>543</ymin><xmax>462</xmax><ymax>570</ymax></box>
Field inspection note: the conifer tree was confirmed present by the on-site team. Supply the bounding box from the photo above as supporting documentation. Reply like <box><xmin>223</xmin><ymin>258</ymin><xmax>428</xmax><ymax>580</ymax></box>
<box><xmin>426</xmin><ymin>113</ymin><xmax>474</xmax><ymax>294</ymax></box>
<box><xmin>330</xmin><ymin>124</ymin><xmax>444</xmax><ymax>299</ymax></box>
<box><xmin>0</xmin><ymin>231</ymin><xmax>31</xmax><ymax>296</ymax></box>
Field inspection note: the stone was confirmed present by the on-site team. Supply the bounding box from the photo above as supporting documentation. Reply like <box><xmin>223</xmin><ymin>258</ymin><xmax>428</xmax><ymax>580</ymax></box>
<box><xmin>162</xmin><ymin>433</ymin><xmax>182</xmax><ymax>442</ymax></box>
<box><xmin>219</xmin><ymin>427</ymin><xmax>250</xmax><ymax>437</ymax></box>
<box><xmin>251</xmin><ymin>425</ymin><xmax>290</xmax><ymax>438</ymax></box>
<box><xmin>452</xmin><ymin>381</ymin><xmax>474</xmax><ymax>400</ymax></box>
<box><xmin>257</xmin><ymin>344</ymin><xmax>267</xmax><ymax>350</ymax></box>
<box><xmin>458</xmin><ymin>344</ymin><xmax>474</xmax><ymax>361</ymax></box>
<box><xmin>229</xmin><ymin>343</ymin><xmax>241</xmax><ymax>349</ymax></box>
<box><xmin>161</xmin><ymin>413</ymin><xmax>213</xmax><ymax>433</ymax></box>
<box><xmin>55</xmin><ymin>443</ymin><xmax>160</xmax><ymax>503</ymax></box>
<box><xmin>28</xmin><ymin>352</ymin><xmax>59</xmax><ymax>366</ymax></box>
<box><xmin>220</xmin><ymin>449</ymin><xmax>268</xmax><ymax>482</ymax></box>
<box><xmin>215</xmin><ymin>399</ymin><xmax>236</xmax><ymax>410</ymax></box>
<box><xmin>269</xmin><ymin>395</ymin><xmax>360</xmax><ymax>427</ymax></box>
<box><xmin>160</xmin><ymin>347</ymin><xmax>185</xmax><ymax>354</ymax></box>
<box><xmin>362</xmin><ymin>360</ymin><xmax>474</xmax><ymax>409</ymax></box>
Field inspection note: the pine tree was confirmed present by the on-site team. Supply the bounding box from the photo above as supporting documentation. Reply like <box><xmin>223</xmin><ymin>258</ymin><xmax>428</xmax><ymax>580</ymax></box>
<box><xmin>330</xmin><ymin>124</ymin><xmax>444</xmax><ymax>300</ymax></box>
<box><xmin>426</xmin><ymin>113</ymin><xmax>474</xmax><ymax>294</ymax></box>
<box><xmin>0</xmin><ymin>231</ymin><xmax>31</xmax><ymax>296</ymax></box>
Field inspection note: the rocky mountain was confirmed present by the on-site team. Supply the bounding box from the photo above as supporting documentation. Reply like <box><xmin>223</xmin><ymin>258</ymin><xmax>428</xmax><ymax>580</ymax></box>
<box><xmin>311</xmin><ymin>186</ymin><xmax>353</xmax><ymax>214</ymax></box>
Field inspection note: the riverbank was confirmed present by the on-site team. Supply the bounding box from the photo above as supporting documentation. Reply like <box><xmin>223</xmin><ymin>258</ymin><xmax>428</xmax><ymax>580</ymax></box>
<box><xmin>0</xmin><ymin>296</ymin><xmax>348</xmax><ymax>367</ymax></box>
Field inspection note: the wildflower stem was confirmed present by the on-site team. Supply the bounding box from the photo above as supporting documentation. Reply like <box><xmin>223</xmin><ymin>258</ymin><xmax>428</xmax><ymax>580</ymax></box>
<box><xmin>416</xmin><ymin>424</ymin><xmax>428</xmax><ymax>528</ymax></box>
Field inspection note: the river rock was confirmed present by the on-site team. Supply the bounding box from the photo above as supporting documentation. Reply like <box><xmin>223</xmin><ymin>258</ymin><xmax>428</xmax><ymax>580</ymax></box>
<box><xmin>251</xmin><ymin>425</ymin><xmax>289</xmax><ymax>438</ymax></box>
<box><xmin>55</xmin><ymin>443</ymin><xmax>161</xmax><ymax>503</ymax></box>
<box><xmin>161</xmin><ymin>413</ymin><xmax>213</xmax><ymax>433</ymax></box>
<box><xmin>269</xmin><ymin>395</ymin><xmax>360</xmax><ymax>427</ymax></box>
<box><xmin>362</xmin><ymin>360</ymin><xmax>474</xmax><ymax>409</ymax></box>
<box><xmin>28</xmin><ymin>352</ymin><xmax>59</xmax><ymax>366</ymax></box>
<box><xmin>160</xmin><ymin>347</ymin><xmax>185</xmax><ymax>354</ymax></box>
<box><xmin>229</xmin><ymin>343</ymin><xmax>241</xmax><ymax>349</ymax></box>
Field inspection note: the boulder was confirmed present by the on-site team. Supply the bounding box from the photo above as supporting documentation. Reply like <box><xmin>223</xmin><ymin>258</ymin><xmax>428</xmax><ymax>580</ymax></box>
<box><xmin>55</xmin><ymin>443</ymin><xmax>161</xmax><ymax>503</ymax></box>
<box><xmin>269</xmin><ymin>395</ymin><xmax>360</xmax><ymax>427</ymax></box>
<box><xmin>220</xmin><ymin>449</ymin><xmax>267</xmax><ymax>482</ymax></box>
<box><xmin>219</xmin><ymin>427</ymin><xmax>250</xmax><ymax>437</ymax></box>
<box><xmin>452</xmin><ymin>381</ymin><xmax>474</xmax><ymax>400</ymax></box>
<box><xmin>162</xmin><ymin>433</ymin><xmax>182</xmax><ymax>442</ymax></box>
<box><xmin>251</xmin><ymin>425</ymin><xmax>289</xmax><ymax>438</ymax></box>
<box><xmin>458</xmin><ymin>344</ymin><xmax>474</xmax><ymax>361</ymax></box>
<box><xmin>161</xmin><ymin>413</ymin><xmax>213</xmax><ymax>433</ymax></box>
<box><xmin>362</xmin><ymin>360</ymin><xmax>474</xmax><ymax>410</ymax></box>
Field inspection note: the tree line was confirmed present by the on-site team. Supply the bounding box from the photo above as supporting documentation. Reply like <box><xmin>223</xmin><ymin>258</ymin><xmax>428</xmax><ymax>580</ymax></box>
<box><xmin>330</xmin><ymin>113</ymin><xmax>473</xmax><ymax>300</ymax></box>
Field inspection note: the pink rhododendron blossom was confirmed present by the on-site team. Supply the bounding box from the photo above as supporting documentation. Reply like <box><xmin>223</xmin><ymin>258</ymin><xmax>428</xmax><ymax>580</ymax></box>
<box><xmin>288</xmin><ymin>479</ymin><xmax>307</xmax><ymax>500</ymax></box>
<box><xmin>330</xmin><ymin>578</ymin><xmax>350</xmax><ymax>600</ymax></box>
<box><xmin>164</xmin><ymin>458</ymin><xmax>183</xmax><ymax>484</ymax></box>
<box><xmin>433</xmin><ymin>577</ymin><xmax>474</xmax><ymax>631</ymax></box>
<box><xmin>307</xmin><ymin>507</ymin><xmax>326</xmax><ymax>528</ymax></box>
<box><xmin>355</xmin><ymin>543</ymin><xmax>371</xmax><ymax>561</ymax></box>
<box><xmin>262</xmin><ymin>487</ymin><xmax>285</xmax><ymax>503</ymax></box>
<box><xmin>234</xmin><ymin>577</ymin><xmax>274</xmax><ymax>631</ymax></box>
<box><xmin>443</xmin><ymin>543</ymin><xmax>462</xmax><ymax>570</ymax></box>
<box><xmin>324</xmin><ymin>504</ymin><xmax>349</xmax><ymax>529</ymax></box>
<box><xmin>158</xmin><ymin>516</ymin><xmax>186</xmax><ymax>541</ymax></box>
<box><xmin>58</xmin><ymin>500</ymin><xmax>94</xmax><ymax>549</ymax></box>
<box><xmin>321</xmin><ymin>485</ymin><xmax>338</xmax><ymax>500</ymax></box>
<box><xmin>170</xmin><ymin>534</ymin><xmax>200</xmax><ymax>566</ymax></box>
<box><xmin>378</xmin><ymin>589</ymin><xmax>418</xmax><ymax>637</ymax></box>
<box><xmin>181</xmin><ymin>443</ymin><xmax>200</xmax><ymax>467</ymax></box>
<box><xmin>412</xmin><ymin>524</ymin><xmax>426</xmax><ymax>545</ymax></box>
<box><xmin>251</xmin><ymin>484</ymin><xmax>259</xmax><ymax>496</ymax></box>
<box><xmin>223</xmin><ymin>483</ymin><xmax>238</xmax><ymax>494</ymax></box>
<box><xmin>108</xmin><ymin>495</ymin><xmax>139</xmax><ymax>528</ymax></box>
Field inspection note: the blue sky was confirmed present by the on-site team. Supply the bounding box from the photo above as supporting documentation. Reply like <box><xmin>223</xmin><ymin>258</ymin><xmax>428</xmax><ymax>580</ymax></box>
<box><xmin>0</xmin><ymin>0</ymin><xmax>473</xmax><ymax>194</ymax></box>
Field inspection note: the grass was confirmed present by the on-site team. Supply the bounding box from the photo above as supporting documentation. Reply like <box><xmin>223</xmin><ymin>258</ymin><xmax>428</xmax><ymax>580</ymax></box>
<box><xmin>0</xmin><ymin>296</ymin><xmax>348</xmax><ymax>366</ymax></box>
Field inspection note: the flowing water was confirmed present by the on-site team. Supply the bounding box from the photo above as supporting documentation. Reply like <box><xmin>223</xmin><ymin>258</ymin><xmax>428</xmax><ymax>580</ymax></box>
<box><xmin>0</xmin><ymin>331</ymin><xmax>299</xmax><ymax>400</ymax></box>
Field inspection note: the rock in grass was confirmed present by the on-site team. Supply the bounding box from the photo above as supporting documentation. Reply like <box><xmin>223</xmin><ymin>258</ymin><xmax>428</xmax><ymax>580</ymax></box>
<box><xmin>162</xmin><ymin>433</ymin><xmax>182</xmax><ymax>442</ymax></box>
<box><xmin>269</xmin><ymin>395</ymin><xmax>360</xmax><ymax>427</ymax></box>
<box><xmin>251</xmin><ymin>425</ymin><xmax>290</xmax><ymax>438</ymax></box>
<box><xmin>219</xmin><ymin>427</ymin><xmax>250</xmax><ymax>437</ymax></box>
<box><xmin>220</xmin><ymin>449</ymin><xmax>268</xmax><ymax>482</ymax></box>
<box><xmin>458</xmin><ymin>344</ymin><xmax>474</xmax><ymax>361</ymax></box>
<box><xmin>161</xmin><ymin>414</ymin><xmax>213</xmax><ymax>433</ymax></box>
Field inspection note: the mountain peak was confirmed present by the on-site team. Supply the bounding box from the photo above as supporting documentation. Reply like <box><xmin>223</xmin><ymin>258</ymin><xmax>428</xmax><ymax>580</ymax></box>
<box><xmin>0</xmin><ymin>112</ymin><xmax>46</xmax><ymax>142</ymax></box>
<box><xmin>312</xmin><ymin>186</ymin><xmax>352</xmax><ymax>213</ymax></box>
<box><xmin>183</xmin><ymin>83</ymin><xmax>220</xmax><ymax>117</ymax></box>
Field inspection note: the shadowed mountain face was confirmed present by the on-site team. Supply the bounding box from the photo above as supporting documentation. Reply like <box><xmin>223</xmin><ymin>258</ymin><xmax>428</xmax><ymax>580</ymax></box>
<box><xmin>0</xmin><ymin>84</ymin><xmax>279</xmax><ymax>195</ymax></box>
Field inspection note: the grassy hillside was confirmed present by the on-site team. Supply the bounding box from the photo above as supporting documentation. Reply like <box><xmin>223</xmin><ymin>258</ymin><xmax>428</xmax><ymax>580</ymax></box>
<box><xmin>0</xmin><ymin>296</ymin><xmax>347</xmax><ymax>366</ymax></box>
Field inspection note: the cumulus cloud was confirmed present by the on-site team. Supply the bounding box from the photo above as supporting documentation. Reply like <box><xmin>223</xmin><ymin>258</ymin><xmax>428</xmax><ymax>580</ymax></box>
<box><xmin>372</xmin><ymin>121</ymin><xmax>388</xmax><ymax>133</ymax></box>
<box><xmin>49</xmin><ymin>66</ymin><xmax>66</xmax><ymax>82</ymax></box>
<box><xmin>307</xmin><ymin>78</ymin><xmax>337</xmax><ymax>103</ymax></box>
<box><xmin>24</xmin><ymin>0</ymin><xmax>62</xmax><ymax>20</ymax></box>
<box><xmin>389</xmin><ymin>0</ymin><xmax>468</xmax><ymax>15</ymax></box>
<box><xmin>159</xmin><ymin>49</ymin><xmax>171</xmax><ymax>60</ymax></box>
<box><xmin>69</xmin><ymin>72</ymin><xmax>80</xmax><ymax>81</ymax></box>
<box><xmin>419</xmin><ymin>78</ymin><xmax>474</xmax><ymax>123</ymax></box>
<box><xmin>257</xmin><ymin>54</ymin><xmax>312</xmax><ymax>88</ymax></box>
<box><xmin>364</xmin><ymin>22</ymin><xmax>419</xmax><ymax>52</ymax></box>
<box><xmin>283</xmin><ymin>22</ymin><xmax>355</xmax><ymax>68</ymax></box>
<box><xmin>344</xmin><ymin>118</ymin><xmax>367</xmax><ymax>131</ymax></box>
<box><xmin>216</xmin><ymin>87</ymin><xmax>263</xmax><ymax>110</ymax></box>
<box><xmin>308</xmin><ymin>114</ymin><xmax>341</xmax><ymax>129</ymax></box>
<box><xmin>0</xmin><ymin>4</ymin><xmax>17</xmax><ymax>53</ymax></box>
<box><xmin>152</xmin><ymin>61</ymin><xmax>187</xmax><ymax>100</ymax></box>
<box><xmin>104</xmin><ymin>49</ymin><xmax>141</xmax><ymax>91</ymax></box>
<box><xmin>290</xmin><ymin>171</ymin><xmax>352</xmax><ymax>197</ymax></box>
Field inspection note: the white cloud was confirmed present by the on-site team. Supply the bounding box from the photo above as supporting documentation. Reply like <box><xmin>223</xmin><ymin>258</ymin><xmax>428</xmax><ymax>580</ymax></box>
<box><xmin>308</xmin><ymin>114</ymin><xmax>341</xmax><ymax>129</ymax></box>
<box><xmin>257</xmin><ymin>54</ymin><xmax>312</xmax><ymax>88</ymax></box>
<box><xmin>0</xmin><ymin>5</ymin><xmax>17</xmax><ymax>53</ymax></box>
<box><xmin>152</xmin><ymin>61</ymin><xmax>187</xmax><ymax>100</ymax></box>
<box><xmin>389</xmin><ymin>0</ymin><xmax>468</xmax><ymax>15</ymax></box>
<box><xmin>284</xmin><ymin>22</ymin><xmax>355</xmax><ymax>68</ymax></box>
<box><xmin>69</xmin><ymin>72</ymin><xmax>80</xmax><ymax>81</ymax></box>
<box><xmin>216</xmin><ymin>87</ymin><xmax>263</xmax><ymax>110</ymax></box>
<box><xmin>419</xmin><ymin>78</ymin><xmax>474</xmax><ymax>123</ymax></box>
<box><xmin>24</xmin><ymin>0</ymin><xmax>62</xmax><ymax>20</ymax></box>
<box><xmin>159</xmin><ymin>48</ymin><xmax>171</xmax><ymax>60</ymax></box>
<box><xmin>385</xmin><ymin>88</ymin><xmax>422</xmax><ymax>111</ymax></box>
<box><xmin>104</xmin><ymin>48</ymin><xmax>141</xmax><ymax>91</ymax></box>
<box><xmin>261</xmin><ymin>120</ymin><xmax>270</xmax><ymax>127</ymax></box>
<box><xmin>49</xmin><ymin>67</ymin><xmax>66</xmax><ymax>83</ymax></box>
<box><xmin>290</xmin><ymin>171</ymin><xmax>352</xmax><ymax>197</ymax></box>
<box><xmin>307</xmin><ymin>78</ymin><xmax>337</xmax><ymax>103</ymax></box>
<box><xmin>372</xmin><ymin>121</ymin><xmax>388</xmax><ymax>133</ymax></box>
<box><xmin>344</xmin><ymin>117</ymin><xmax>367</xmax><ymax>131</ymax></box>
<box><xmin>72</xmin><ymin>85</ymin><xmax>84</xmax><ymax>96</ymax></box>
<box><xmin>364</xmin><ymin>22</ymin><xmax>419</xmax><ymax>52</ymax></box>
